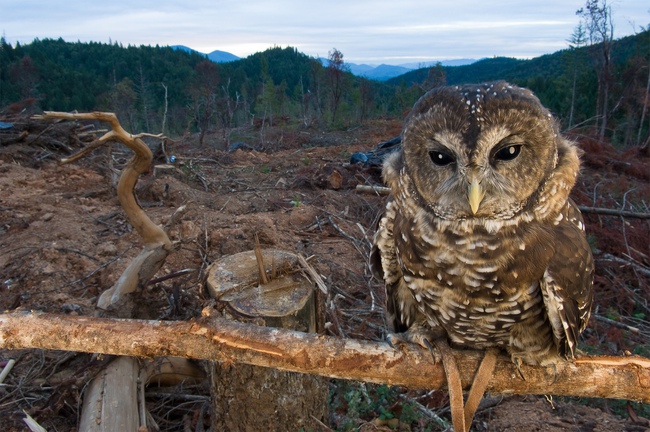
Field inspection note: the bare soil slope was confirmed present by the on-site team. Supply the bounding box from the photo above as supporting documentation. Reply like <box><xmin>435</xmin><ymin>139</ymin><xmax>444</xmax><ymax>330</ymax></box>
<box><xmin>1</xmin><ymin>118</ymin><xmax>648</xmax><ymax>431</ymax></box>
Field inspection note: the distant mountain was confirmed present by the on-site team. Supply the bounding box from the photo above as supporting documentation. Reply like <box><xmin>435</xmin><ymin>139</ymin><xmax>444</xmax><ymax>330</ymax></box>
<box><xmin>171</xmin><ymin>48</ymin><xmax>477</xmax><ymax>79</ymax></box>
<box><xmin>173</xmin><ymin>46</ymin><xmax>475</xmax><ymax>77</ymax></box>
<box><xmin>320</xmin><ymin>57</ymin><xmax>477</xmax><ymax>81</ymax></box>
<box><xmin>207</xmin><ymin>50</ymin><xmax>240</xmax><ymax>63</ymax></box>
<box><xmin>362</xmin><ymin>64</ymin><xmax>412</xmax><ymax>81</ymax></box>
<box><xmin>347</xmin><ymin>63</ymin><xmax>376</xmax><ymax>76</ymax></box>
<box><xmin>171</xmin><ymin>45</ymin><xmax>240</xmax><ymax>63</ymax></box>
<box><xmin>398</xmin><ymin>59</ymin><xmax>477</xmax><ymax>69</ymax></box>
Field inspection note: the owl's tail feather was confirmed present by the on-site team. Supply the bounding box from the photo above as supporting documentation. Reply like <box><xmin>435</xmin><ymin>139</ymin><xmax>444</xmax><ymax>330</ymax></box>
<box><xmin>434</xmin><ymin>340</ymin><xmax>498</xmax><ymax>432</ymax></box>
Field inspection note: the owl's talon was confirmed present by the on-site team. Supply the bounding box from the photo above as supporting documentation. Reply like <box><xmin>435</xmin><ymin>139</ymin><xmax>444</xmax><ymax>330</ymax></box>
<box><xmin>421</xmin><ymin>338</ymin><xmax>441</xmax><ymax>364</ymax></box>
<box><xmin>386</xmin><ymin>332</ymin><xmax>441</xmax><ymax>363</ymax></box>
<box><xmin>386</xmin><ymin>332</ymin><xmax>409</xmax><ymax>350</ymax></box>
<box><xmin>513</xmin><ymin>357</ymin><xmax>526</xmax><ymax>381</ymax></box>
<box><xmin>386</xmin><ymin>334</ymin><xmax>400</xmax><ymax>350</ymax></box>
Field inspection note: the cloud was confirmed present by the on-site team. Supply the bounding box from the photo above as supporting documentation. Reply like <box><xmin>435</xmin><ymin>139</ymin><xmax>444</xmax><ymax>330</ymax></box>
<box><xmin>1</xmin><ymin>0</ymin><xmax>648</xmax><ymax>64</ymax></box>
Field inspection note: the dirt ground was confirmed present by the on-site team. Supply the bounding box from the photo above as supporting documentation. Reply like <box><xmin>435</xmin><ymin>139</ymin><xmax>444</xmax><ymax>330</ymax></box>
<box><xmin>1</xmin><ymin>117</ymin><xmax>649</xmax><ymax>431</ymax></box>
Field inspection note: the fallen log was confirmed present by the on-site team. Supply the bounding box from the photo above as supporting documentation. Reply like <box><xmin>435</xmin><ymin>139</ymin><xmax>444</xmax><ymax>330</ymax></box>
<box><xmin>1</xmin><ymin>311</ymin><xmax>649</xmax><ymax>403</ymax></box>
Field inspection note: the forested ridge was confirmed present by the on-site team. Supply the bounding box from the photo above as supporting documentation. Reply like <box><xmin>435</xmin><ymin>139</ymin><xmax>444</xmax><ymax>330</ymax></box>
<box><xmin>390</xmin><ymin>29</ymin><xmax>650</xmax><ymax>147</ymax></box>
<box><xmin>1</xmin><ymin>27</ymin><xmax>649</xmax><ymax>146</ymax></box>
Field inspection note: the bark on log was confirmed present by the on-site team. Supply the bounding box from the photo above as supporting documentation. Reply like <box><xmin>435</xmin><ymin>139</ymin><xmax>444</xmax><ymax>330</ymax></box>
<box><xmin>1</xmin><ymin>311</ymin><xmax>649</xmax><ymax>403</ymax></box>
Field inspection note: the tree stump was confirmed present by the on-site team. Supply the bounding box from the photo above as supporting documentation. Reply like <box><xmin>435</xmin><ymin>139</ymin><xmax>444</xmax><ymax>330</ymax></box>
<box><xmin>206</xmin><ymin>248</ymin><xmax>328</xmax><ymax>431</ymax></box>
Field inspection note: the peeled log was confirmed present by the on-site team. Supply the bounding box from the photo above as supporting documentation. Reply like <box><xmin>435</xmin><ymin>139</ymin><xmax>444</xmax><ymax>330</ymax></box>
<box><xmin>1</xmin><ymin>311</ymin><xmax>649</xmax><ymax>402</ymax></box>
<box><xmin>78</xmin><ymin>357</ymin><xmax>140</xmax><ymax>432</ymax></box>
<box><xmin>77</xmin><ymin>356</ymin><xmax>205</xmax><ymax>431</ymax></box>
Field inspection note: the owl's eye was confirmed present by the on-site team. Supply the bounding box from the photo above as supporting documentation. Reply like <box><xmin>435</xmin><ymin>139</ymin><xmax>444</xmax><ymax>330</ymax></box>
<box><xmin>429</xmin><ymin>150</ymin><xmax>455</xmax><ymax>166</ymax></box>
<box><xmin>494</xmin><ymin>145</ymin><xmax>522</xmax><ymax>161</ymax></box>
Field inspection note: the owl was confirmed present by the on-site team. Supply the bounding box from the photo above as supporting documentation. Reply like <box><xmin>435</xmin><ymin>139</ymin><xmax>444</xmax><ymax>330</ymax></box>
<box><xmin>371</xmin><ymin>81</ymin><xmax>594</xmax><ymax>368</ymax></box>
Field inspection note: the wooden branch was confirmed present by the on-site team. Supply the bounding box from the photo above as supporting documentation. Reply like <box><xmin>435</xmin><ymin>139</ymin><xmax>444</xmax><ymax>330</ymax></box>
<box><xmin>598</xmin><ymin>253</ymin><xmax>650</xmax><ymax>277</ymax></box>
<box><xmin>78</xmin><ymin>356</ymin><xmax>205</xmax><ymax>432</ymax></box>
<box><xmin>577</xmin><ymin>206</ymin><xmax>650</xmax><ymax>219</ymax></box>
<box><xmin>1</xmin><ymin>311</ymin><xmax>649</xmax><ymax>402</ymax></box>
<box><xmin>356</xmin><ymin>184</ymin><xmax>391</xmax><ymax>195</ymax></box>
<box><xmin>38</xmin><ymin>112</ymin><xmax>170</xmax><ymax>247</ymax></box>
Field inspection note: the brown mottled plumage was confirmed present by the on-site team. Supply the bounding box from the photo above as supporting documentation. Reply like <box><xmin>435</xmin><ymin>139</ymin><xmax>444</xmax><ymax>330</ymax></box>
<box><xmin>371</xmin><ymin>81</ymin><xmax>594</xmax><ymax>367</ymax></box>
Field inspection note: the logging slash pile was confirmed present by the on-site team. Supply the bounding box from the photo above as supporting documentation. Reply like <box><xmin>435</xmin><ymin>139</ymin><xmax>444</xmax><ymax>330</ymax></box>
<box><xmin>0</xmin><ymin>109</ymin><xmax>649</xmax><ymax>431</ymax></box>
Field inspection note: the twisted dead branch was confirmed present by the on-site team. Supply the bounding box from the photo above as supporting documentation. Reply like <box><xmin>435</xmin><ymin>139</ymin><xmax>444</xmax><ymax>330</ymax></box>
<box><xmin>33</xmin><ymin>111</ymin><xmax>172</xmax><ymax>310</ymax></box>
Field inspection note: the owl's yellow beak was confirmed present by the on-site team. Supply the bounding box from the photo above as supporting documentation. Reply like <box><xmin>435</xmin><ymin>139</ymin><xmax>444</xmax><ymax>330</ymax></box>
<box><xmin>468</xmin><ymin>178</ymin><xmax>485</xmax><ymax>215</ymax></box>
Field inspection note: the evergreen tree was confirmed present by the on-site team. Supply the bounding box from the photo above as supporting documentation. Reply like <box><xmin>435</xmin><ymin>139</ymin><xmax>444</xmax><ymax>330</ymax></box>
<box><xmin>578</xmin><ymin>0</ymin><xmax>615</xmax><ymax>139</ymax></box>
<box><xmin>327</xmin><ymin>48</ymin><xmax>346</xmax><ymax>125</ymax></box>
<box><xmin>190</xmin><ymin>60</ymin><xmax>220</xmax><ymax>146</ymax></box>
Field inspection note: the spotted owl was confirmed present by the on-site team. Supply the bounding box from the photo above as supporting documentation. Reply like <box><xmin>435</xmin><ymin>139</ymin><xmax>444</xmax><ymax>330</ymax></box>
<box><xmin>371</xmin><ymin>81</ymin><xmax>594</xmax><ymax>367</ymax></box>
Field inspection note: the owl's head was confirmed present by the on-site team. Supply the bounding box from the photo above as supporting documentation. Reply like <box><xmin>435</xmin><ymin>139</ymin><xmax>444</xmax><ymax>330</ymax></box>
<box><xmin>398</xmin><ymin>81</ymin><xmax>577</xmax><ymax>222</ymax></box>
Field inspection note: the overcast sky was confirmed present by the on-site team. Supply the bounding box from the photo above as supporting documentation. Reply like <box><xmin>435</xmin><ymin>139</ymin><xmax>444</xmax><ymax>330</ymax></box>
<box><xmin>1</xmin><ymin>1</ymin><xmax>648</xmax><ymax>65</ymax></box>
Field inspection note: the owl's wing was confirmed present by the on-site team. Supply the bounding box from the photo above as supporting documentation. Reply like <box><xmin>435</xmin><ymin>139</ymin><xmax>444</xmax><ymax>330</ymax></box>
<box><xmin>370</xmin><ymin>200</ymin><xmax>419</xmax><ymax>333</ymax></box>
<box><xmin>540</xmin><ymin>199</ymin><xmax>594</xmax><ymax>359</ymax></box>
